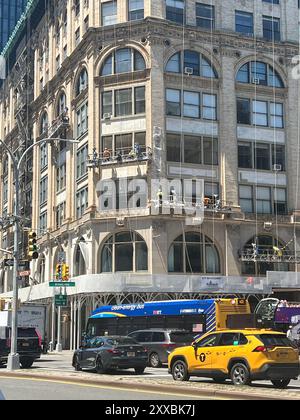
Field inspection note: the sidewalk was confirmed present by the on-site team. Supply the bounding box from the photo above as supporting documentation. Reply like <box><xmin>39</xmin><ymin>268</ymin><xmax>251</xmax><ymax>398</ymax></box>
<box><xmin>0</xmin><ymin>353</ymin><xmax>299</xmax><ymax>400</ymax></box>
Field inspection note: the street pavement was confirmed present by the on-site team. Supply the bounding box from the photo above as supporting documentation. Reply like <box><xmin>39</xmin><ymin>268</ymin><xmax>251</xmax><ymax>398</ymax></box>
<box><xmin>1</xmin><ymin>351</ymin><xmax>300</xmax><ymax>400</ymax></box>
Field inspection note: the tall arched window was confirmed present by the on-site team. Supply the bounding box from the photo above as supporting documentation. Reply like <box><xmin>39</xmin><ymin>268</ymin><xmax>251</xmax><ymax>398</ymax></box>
<box><xmin>75</xmin><ymin>68</ymin><xmax>88</xmax><ymax>97</ymax></box>
<box><xmin>40</xmin><ymin>112</ymin><xmax>48</xmax><ymax>135</ymax></box>
<box><xmin>236</xmin><ymin>61</ymin><xmax>284</xmax><ymax>87</ymax></box>
<box><xmin>101</xmin><ymin>231</ymin><xmax>148</xmax><ymax>273</ymax></box>
<box><xmin>165</xmin><ymin>50</ymin><xmax>218</xmax><ymax>78</ymax></box>
<box><xmin>101</xmin><ymin>48</ymin><xmax>146</xmax><ymax>76</ymax></box>
<box><xmin>56</xmin><ymin>92</ymin><xmax>67</xmax><ymax>116</ymax></box>
<box><xmin>74</xmin><ymin>239</ymin><xmax>87</xmax><ymax>276</ymax></box>
<box><xmin>168</xmin><ymin>232</ymin><xmax>220</xmax><ymax>273</ymax></box>
<box><xmin>241</xmin><ymin>235</ymin><xmax>290</xmax><ymax>276</ymax></box>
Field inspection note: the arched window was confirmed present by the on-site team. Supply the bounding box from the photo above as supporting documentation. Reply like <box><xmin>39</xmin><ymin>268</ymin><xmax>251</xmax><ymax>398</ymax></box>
<box><xmin>56</xmin><ymin>92</ymin><xmax>67</xmax><ymax>116</ymax></box>
<box><xmin>101</xmin><ymin>231</ymin><xmax>148</xmax><ymax>273</ymax></box>
<box><xmin>168</xmin><ymin>233</ymin><xmax>220</xmax><ymax>273</ymax></box>
<box><xmin>101</xmin><ymin>48</ymin><xmax>146</xmax><ymax>76</ymax></box>
<box><xmin>75</xmin><ymin>68</ymin><xmax>88</xmax><ymax>96</ymax></box>
<box><xmin>236</xmin><ymin>61</ymin><xmax>284</xmax><ymax>87</ymax></box>
<box><xmin>165</xmin><ymin>50</ymin><xmax>218</xmax><ymax>78</ymax></box>
<box><xmin>40</xmin><ymin>112</ymin><xmax>48</xmax><ymax>135</ymax></box>
<box><xmin>74</xmin><ymin>239</ymin><xmax>87</xmax><ymax>276</ymax></box>
<box><xmin>241</xmin><ymin>235</ymin><xmax>290</xmax><ymax>276</ymax></box>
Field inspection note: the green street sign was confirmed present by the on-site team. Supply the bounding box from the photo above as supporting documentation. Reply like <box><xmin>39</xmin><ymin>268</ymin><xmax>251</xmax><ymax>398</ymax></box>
<box><xmin>49</xmin><ymin>282</ymin><xmax>76</xmax><ymax>288</ymax></box>
<box><xmin>55</xmin><ymin>294</ymin><xmax>67</xmax><ymax>307</ymax></box>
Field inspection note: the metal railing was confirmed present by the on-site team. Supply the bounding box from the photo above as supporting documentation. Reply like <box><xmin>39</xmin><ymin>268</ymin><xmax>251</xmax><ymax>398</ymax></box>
<box><xmin>87</xmin><ymin>146</ymin><xmax>152</xmax><ymax>168</ymax></box>
<box><xmin>239</xmin><ymin>249</ymin><xmax>300</xmax><ymax>264</ymax></box>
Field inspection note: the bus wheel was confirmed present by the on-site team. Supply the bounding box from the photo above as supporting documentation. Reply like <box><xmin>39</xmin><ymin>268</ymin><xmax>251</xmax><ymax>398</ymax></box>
<box><xmin>149</xmin><ymin>352</ymin><xmax>161</xmax><ymax>368</ymax></box>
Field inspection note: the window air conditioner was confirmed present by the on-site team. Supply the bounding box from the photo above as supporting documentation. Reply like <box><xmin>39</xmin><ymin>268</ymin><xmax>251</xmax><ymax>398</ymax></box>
<box><xmin>252</xmin><ymin>78</ymin><xmax>260</xmax><ymax>85</ymax></box>
<box><xmin>103</xmin><ymin>113</ymin><xmax>112</xmax><ymax>120</ymax></box>
<box><xmin>273</xmin><ymin>164</ymin><xmax>282</xmax><ymax>171</ymax></box>
<box><xmin>184</xmin><ymin>67</ymin><xmax>194</xmax><ymax>75</ymax></box>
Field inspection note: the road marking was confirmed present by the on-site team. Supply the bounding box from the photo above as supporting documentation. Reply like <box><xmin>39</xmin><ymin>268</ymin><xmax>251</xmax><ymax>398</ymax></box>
<box><xmin>0</xmin><ymin>375</ymin><xmax>225</xmax><ymax>399</ymax></box>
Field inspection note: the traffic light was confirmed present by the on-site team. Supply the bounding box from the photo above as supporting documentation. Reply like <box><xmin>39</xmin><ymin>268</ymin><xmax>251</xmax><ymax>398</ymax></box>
<box><xmin>28</xmin><ymin>231</ymin><xmax>38</xmax><ymax>261</ymax></box>
<box><xmin>62</xmin><ymin>264</ymin><xmax>70</xmax><ymax>282</ymax></box>
<box><xmin>56</xmin><ymin>264</ymin><xmax>63</xmax><ymax>281</ymax></box>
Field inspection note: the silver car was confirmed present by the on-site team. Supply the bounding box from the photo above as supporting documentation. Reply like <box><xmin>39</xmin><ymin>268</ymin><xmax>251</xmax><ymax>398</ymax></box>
<box><xmin>128</xmin><ymin>329</ymin><xmax>195</xmax><ymax>368</ymax></box>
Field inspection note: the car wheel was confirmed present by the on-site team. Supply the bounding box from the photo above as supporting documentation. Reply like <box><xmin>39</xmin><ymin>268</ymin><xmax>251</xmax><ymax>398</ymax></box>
<box><xmin>230</xmin><ymin>363</ymin><xmax>250</xmax><ymax>386</ymax></box>
<box><xmin>149</xmin><ymin>352</ymin><xmax>161</xmax><ymax>368</ymax></box>
<box><xmin>135</xmin><ymin>367</ymin><xmax>145</xmax><ymax>375</ymax></box>
<box><xmin>172</xmin><ymin>360</ymin><xmax>190</xmax><ymax>382</ymax></box>
<box><xmin>96</xmin><ymin>359</ymin><xmax>106</xmax><ymax>374</ymax></box>
<box><xmin>271</xmin><ymin>379</ymin><xmax>290</xmax><ymax>389</ymax></box>
<box><xmin>20</xmin><ymin>358</ymin><xmax>34</xmax><ymax>369</ymax></box>
<box><xmin>74</xmin><ymin>356</ymin><xmax>82</xmax><ymax>372</ymax></box>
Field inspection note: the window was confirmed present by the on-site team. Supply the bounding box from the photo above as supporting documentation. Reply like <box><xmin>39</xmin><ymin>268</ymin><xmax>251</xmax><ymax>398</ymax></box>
<box><xmin>238</xmin><ymin>142</ymin><xmax>252</xmax><ymax>168</ymax></box>
<box><xmin>183</xmin><ymin>91</ymin><xmax>200</xmax><ymax>119</ymax></box>
<box><xmin>101</xmin><ymin>48</ymin><xmax>146</xmax><ymax>76</ymax></box>
<box><xmin>101</xmin><ymin>232</ymin><xmax>148</xmax><ymax>273</ymax></box>
<box><xmin>263</xmin><ymin>16</ymin><xmax>280</xmax><ymax>41</ymax></box>
<box><xmin>77</xmin><ymin>145</ymin><xmax>88</xmax><ymax>179</ymax></box>
<box><xmin>253</xmin><ymin>100</ymin><xmax>268</xmax><ymax>126</ymax></box>
<box><xmin>166</xmin><ymin>50</ymin><xmax>218</xmax><ymax>79</ymax></box>
<box><xmin>39</xmin><ymin>212</ymin><xmax>47</xmax><ymax>235</ymax></box>
<box><xmin>74</xmin><ymin>0</ymin><xmax>80</xmax><ymax>16</ymax></box>
<box><xmin>166</xmin><ymin>133</ymin><xmax>181</xmax><ymax>162</ymax></box>
<box><xmin>184</xmin><ymin>135</ymin><xmax>201</xmax><ymax>164</ymax></box>
<box><xmin>274</xmin><ymin>188</ymin><xmax>287</xmax><ymax>214</ymax></box>
<box><xmin>76</xmin><ymin>102</ymin><xmax>88</xmax><ymax>137</ymax></box>
<box><xmin>56</xmin><ymin>202</ymin><xmax>66</xmax><ymax>228</ymax></box>
<box><xmin>76</xmin><ymin>187</ymin><xmax>88</xmax><ymax>218</ymax></box>
<box><xmin>57</xmin><ymin>92</ymin><xmax>67</xmax><ymax>117</ymax></box>
<box><xmin>102</xmin><ymin>1</ymin><xmax>117</xmax><ymax>26</ymax></box>
<box><xmin>202</xmin><ymin>94</ymin><xmax>216</xmax><ymax>120</ymax></box>
<box><xmin>166</xmin><ymin>89</ymin><xmax>217</xmax><ymax>120</ymax></box>
<box><xmin>115</xmin><ymin>88</ymin><xmax>132</xmax><ymax>117</ymax></box>
<box><xmin>56</xmin><ymin>163</ymin><xmax>66</xmax><ymax>192</ymax></box>
<box><xmin>101</xmin><ymin>132</ymin><xmax>146</xmax><ymax>155</ymax></box>
<box><xmin>168</xmin><ymin>233</ymin><xmax>220</xmax><ymax>274</ymax></box>
<box><xmin>75</xmin><ymin>28</ymin><xmax>80</xmax><ymax>46</ymax></box>
<box><xmin>270</xmin><ymin>102</ymin><xmax>283</xmax><ymax>128</ymax></box>
<box><xmin>256</xmin><ymin>186</ymin><xmax>271</xmax><ymax>214</ymax></box>
<box><xmin>196</xmin><ymin>334</ymin><xmax>218</xmax><ymax>348</ymax></box>
<box><xmin>40</xmin><ymin>112</ymin><xmax>48</xmax><ymax>135</ymax></box>
<box><xmin>237</xmin><ymin>98</ymin><xmax>251</xmax><ymax>125</ymax></box>
<box><xmin>76</xmin><ymin>69</ymin><xmax>88</xmax><ymax>96</ymax></box>
<box><xmin>40</xmin><ymin>176</ymin><xmax>48</xmax><ymax>205</ymax></box>
<box><xmin>40</xmin><ymin>143</ymin><xmax>48</xmax><ymax>170</ymax></box>
<box><xmin>255</xmin><ymin>144</ymin><xmax>270</xmax><ymax>170</ymax></box>
<box><xmin>237</xmin><ymin>98</ymin><xmax>284</xmax><ymax>127</ymax></box>
<box><xmin>166</xmin><ymin>89</ymin><xmax>181</xmax><ymax>116</ymax></box>
<box><xmin>235</xmin><ymin>11</ymin><xmax>253</xmax><ymax>36</ymax></box>
<box><xmin>102</xmin><ymin>87</ymin><xmax>145</xmax><ymax>118</ymax></box>
<box><xmin>196</xmin><ymin>3</ymin><xmax>214</xmax><ymax>30</ymax></box>
<box><xmin>128</xmin><ymin>0</ymin><xmax>144</xmax><ymax>20</ymax></box>
<box><xmin>236</xmin><ymin>61</ymin><xmax>283</xmax><ymax>87</ymax></box>
<box><xmin>134</xmin><ymin>86</ymin><xmax>146</xmax><ymax>114</ymax></box>
<box><xmin>166</xmin><ymin>0</ymin><xmax>185</xmax><ymax>24</ymax></box>
<box><xmin>239</xmin><ymin>185</ymin><xmax>253</xmax><ymax>213</ymax></box>
<box><xmin>102</xmin><ymin>91</ymin><xmax>113</xmax><ymax>117</ymax></box>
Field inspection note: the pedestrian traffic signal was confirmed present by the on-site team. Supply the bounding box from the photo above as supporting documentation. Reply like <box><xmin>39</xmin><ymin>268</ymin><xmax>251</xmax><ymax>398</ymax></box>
<box><xmin>62</xmin><ymin>264</ymin><xmax>70</xmax><ymax>281</ymax></box>
<box><xmin>28</xmin><ymin>231</ymin><xmax>38</xmax><ymax>261</ymax></box>
<box><xmin>56</xmin><ymin>264</ymin><xmax>63</xmax><ymax>281</ymax></box>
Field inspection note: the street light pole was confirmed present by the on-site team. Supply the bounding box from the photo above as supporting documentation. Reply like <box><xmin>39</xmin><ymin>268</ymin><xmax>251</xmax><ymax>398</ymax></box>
<box><xmin>0</xmin><ymin>137</ymin><xmax>78</xmax><ymax>370</ymax></box>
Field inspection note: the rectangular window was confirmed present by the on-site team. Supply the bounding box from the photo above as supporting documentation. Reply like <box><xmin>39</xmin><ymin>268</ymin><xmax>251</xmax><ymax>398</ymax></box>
<box><xmin>202</xmin><ymin>94</ymin><xmax>216</xmax><ymax>120</ymax></box>
<box><xmin>102</xmin><ymin>91</ymin><xmax>113</xmax><ymax>117</ymax></box>
<box><xmin>166</xmin><ymin>0</ymin><xmax>185</xmax><ymax>24</ymax></box>
<box><xmin>263</xmin><ymin>16</ymin><xmax>280</xmax><ymax>41</ymax></box>
<box><xmin>240</xmin><ymin>185</ymin><xmax>253</xmax><ymax>213</ymax></box>
<box><xmin>40</xmin><ymin>143</ymin><xmax>48</xmax><ymax>170</ymax></box>
<box><xmin>272</xmin><ymin>145</ymin><xmax>285</xmax><ymax>171</ymax></box>
<box><xmin>183</xmin><ymin>91</ymin><xmax>200</xmax><ymax>118</ymax></box>
<box><xmin>77</xmin><ymin>145</ymin><xmax>88</xmax><ymax>179</ymax></box>
<box><xmin>56</xmin><ymin>163</ymin><xmax>66</xmax><ymax>192</ymax></box>
<box><xmin>39</xmin><ymin>211</ymin><xmax>47</xmax><ymax>235</ymax></box>
<box><xmin>167</xmin><ymin>133</ymin><xmax>181</xmax><ymax>162</ymax></box>
<box><xmin>270</xmin><ymin>102</ymin><xmax>284</xmax><ymax>128</ymax></box>
<box><xmin>255</xmin><ymin>144</ymin><xmax>270</xmax><ymax>170</ymax></box>
<box><xmin>102</xmin><ymin>1</ymin><xmax>117</xmax><ymax>26</ymax></box>
<box><xmin>237</xmin><ymin>98</ymin><xmax>251</xmax><ymax>125</ymax></box>
<box><xmin>253</xmin><ymin>100</ymin><xmax>268</xmax><ymax>126</ymax></box>
<box><xmin>40</xmin><ymin>176</ymin><xmax>48</xmax><ymax>205</ymax></box>
<box><xmin>76</xmin><ymin>187</ymin><xmax>89</xmax><ymax>218</ymax></box>
<box><xmin>184</xmin><ymin>135</ymin><xmax>201</xmax><ymax>164</ymax></box>
<box><xmin>115</xmin><ymin>133</ymin><xmax>133</xmax><ymax>154</ymax></box>
<box><xmin>238</xmin><ymin>142</ymin><xmax>252</xmax><ymax>168</ymax></box>
<box><xmin>115</xmin><ymin>88</ymin><xmax>132</xmax><ymax>117</ymax></box>
<box><xmin>166</xmin><ymin>88</ymin><xmax>181</xmax><ymax>116</ymax></box>
<box><xmin>196</xmin><ymin>3</ymin><xmax>214</xmax><ymax>30</ymax></box>
<box><xmin>256</xmin><ymin>186</ymin><xmax>271</xmax><ymax>214</ymax></box>
<box><xmin>235</xmin><ymin>11</ymin><xmax>253</xmax><ymax>36</ymax></box>
<box><xmin>128</xmin><ymin>0</ymin><xmax>144</xmax><ymax>21</ymax></box>
<box><xmin>274</xmin><ymin>188</ymin><xmax>287</xmax><ymax>215</ymax></box>
<box><xmin>101</xmin><ymin>135</ymin><xmax>113</xmax><ymax>154</ymax></box>
<box><xmin>56</xmin><ymin>202</ymin><xmax>66</xmax><ymax>229</ymax></box>
<box><xmin>203</xmin><ymin>137</ymin><xmax>218</xmax><ymax>165</ymax></box>
<box><xmin>134</xmin><ymin>86</ymin><xmax>146</xmax><ymax>114</ymax></box>
<box><xmin>76</xmin><ymin>102</ymin><xmax>88</xmax><ymax>138</ymax></box>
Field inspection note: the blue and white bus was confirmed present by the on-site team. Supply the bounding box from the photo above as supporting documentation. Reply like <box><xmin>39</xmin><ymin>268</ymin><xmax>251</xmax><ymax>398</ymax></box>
<box><xmin>86</xmin><ymin>299</ymin><xmax>250</xmax><ymax>338</ymax></box>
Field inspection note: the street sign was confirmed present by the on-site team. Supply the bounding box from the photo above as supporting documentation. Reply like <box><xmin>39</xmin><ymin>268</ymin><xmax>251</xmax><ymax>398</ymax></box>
<box><xmin>4</xmin><ymin>259</ymin><xmax>14</xmax><ymax>267</ymax></box>
<box><xmin>49</xmin><ymin>282</ymin><xmax>75</xmax><ymax>288</ymax></box>
<box><xmin>55</xmin><ymin>294</ymin><xmax>67</xmax><ymax>307</ymax></box>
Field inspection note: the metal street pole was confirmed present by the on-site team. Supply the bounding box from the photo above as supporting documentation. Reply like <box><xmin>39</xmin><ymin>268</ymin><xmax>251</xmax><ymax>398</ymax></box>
<box><xmin>0</xmin><ymin>137</ymin><xmax>78</xmax><ymax>370</ymax></box>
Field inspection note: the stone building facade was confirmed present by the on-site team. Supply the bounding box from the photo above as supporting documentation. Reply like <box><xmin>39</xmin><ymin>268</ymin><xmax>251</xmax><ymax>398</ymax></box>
<box><xmin>0</xmin><ymin>0</ymin><xmax>300</xmax><ymax>348</ymax></box>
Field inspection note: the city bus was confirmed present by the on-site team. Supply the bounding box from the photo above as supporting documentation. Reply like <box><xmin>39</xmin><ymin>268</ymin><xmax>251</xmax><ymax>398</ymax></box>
<box><xmin>85</xmin><ymin>298</ymin><xmax>251</xmax><ymax>338</ymax></box>
<box><xmin>255</xmin><ymin>298</ymin><xmax>300</xmax><ymax>332</ymax></box>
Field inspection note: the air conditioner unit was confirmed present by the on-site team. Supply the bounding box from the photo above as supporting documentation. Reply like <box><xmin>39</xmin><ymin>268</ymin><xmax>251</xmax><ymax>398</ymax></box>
<box><xmin>103</xmin><ymin>113</ymin><xmax>112</xmax><ymax>120</ymax></box>
<box><xmin>273</xmin><ymin>164</ymin><xmax>282</xmax><ymax>171</ymax></box>
<box><xmin>184</xmin><ymin>67</ymin><xmax>194</xmax><ymax>75</ymax></box>
<box><xmin>252</xmin><ymin>78</ymin><xmax>260</xmax><ymax>85</ymax></box>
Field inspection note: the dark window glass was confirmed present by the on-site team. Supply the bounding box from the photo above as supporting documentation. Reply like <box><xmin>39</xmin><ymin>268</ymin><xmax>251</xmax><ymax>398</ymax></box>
<box><xmin>237</xmin><ymin>98</ymin><xmax>251</xmax><ymax>124</ymax></box>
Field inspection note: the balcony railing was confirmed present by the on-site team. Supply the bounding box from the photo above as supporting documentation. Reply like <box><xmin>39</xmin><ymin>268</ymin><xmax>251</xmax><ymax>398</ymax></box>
<box><xmin>87</xmin><ymin>146</ymin><xmax>152</xmax><ymax>168</ymax></box>
<box><xmin>47</xmin><ymin>111</ymin><xmax>70</xmax><ymax>139</ymax></box>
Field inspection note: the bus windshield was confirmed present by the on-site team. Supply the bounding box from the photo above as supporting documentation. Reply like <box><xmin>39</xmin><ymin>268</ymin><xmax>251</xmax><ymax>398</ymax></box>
<box><xmin>255</xmin><ymin>299</ymin><xmax>279</xmax><ymax>323</ymax></box>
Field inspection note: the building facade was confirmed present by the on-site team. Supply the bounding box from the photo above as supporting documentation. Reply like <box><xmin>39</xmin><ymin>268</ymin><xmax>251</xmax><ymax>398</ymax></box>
<box><xmin>0</xmin><ymin>0</ymin><xmax>27</xmax><ymax>51</ymax></box>
<box><xmin>0</xmin><ymin>0</ymin><xmax>300</xmax><ymax>349</ymax></box>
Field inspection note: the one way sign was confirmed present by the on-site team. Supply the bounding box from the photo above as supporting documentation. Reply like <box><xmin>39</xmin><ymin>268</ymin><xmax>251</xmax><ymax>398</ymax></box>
<box><xmin>3</xmin><ymin>259</ymin><xmax>14</xmax><ymax>267</ymax></box>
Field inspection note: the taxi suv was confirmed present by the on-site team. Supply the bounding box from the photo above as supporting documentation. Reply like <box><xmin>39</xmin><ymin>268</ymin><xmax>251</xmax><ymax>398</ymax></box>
<box><xmin>73</xmin><ymin>336</ymin><xmax>148</xmax><ymax>374</ymax></box>
<box><xmin>168</xmin><ymin>329</ymin><xmax>300</xmax><ymax>389</ymax></box>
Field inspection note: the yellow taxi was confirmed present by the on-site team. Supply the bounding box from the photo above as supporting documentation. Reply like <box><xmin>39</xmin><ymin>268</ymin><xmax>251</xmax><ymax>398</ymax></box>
<box><xmin>168</xmin><ymin>329</ymin><xmax>300</xmax><ymax>388</ymax></box>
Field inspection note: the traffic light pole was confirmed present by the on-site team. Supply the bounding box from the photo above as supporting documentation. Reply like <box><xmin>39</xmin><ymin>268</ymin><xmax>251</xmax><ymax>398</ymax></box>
<box><xmin>0</xmin><ymin>137</ymin><xmax>78</xmax><ymax>370</ymax></box>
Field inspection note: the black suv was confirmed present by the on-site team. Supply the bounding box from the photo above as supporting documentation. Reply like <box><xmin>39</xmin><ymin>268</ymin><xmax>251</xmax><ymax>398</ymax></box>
<box><xmin>0</xmin><ymin>327</ymin><xmax>42</xmax><ymax>369</ymax></box>
<box><xmin>128</xmin><ymin>329</ymin><xmax>195</xmax><ymax>368</ymax></box>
